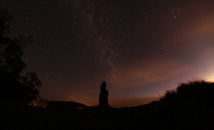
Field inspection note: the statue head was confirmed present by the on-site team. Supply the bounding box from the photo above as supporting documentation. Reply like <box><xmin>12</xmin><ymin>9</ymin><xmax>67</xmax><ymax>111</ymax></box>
<box><xmin>100</xmin><ymin>81</ymin><xmax>106</xmax><ymax>91</ymax></box>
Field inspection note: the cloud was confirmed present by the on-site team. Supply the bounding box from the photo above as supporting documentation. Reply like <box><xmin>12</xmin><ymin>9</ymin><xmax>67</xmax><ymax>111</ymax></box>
<box><xmin>109</xmin><ymin>56</ymin><xmax>192</xmax><ymax>89</ymax></box>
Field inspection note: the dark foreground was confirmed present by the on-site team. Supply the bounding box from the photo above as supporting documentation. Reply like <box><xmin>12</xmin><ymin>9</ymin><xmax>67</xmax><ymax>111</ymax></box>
<box><xmin>1</xmin><ymin>101</ymin><xmax>214</xmax><ymax>130</ymax></box>
<box><xmin>2</xmin><ymin>81</ymin><xmax>214</xmax><ymax>130</ymax></box>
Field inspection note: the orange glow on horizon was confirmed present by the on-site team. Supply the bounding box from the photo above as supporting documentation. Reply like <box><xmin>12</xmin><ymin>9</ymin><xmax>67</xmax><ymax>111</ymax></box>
<box><xmin>207</xmin><ymin>78</ymin><xmax>214</xmax><ymax>83</ymax></box>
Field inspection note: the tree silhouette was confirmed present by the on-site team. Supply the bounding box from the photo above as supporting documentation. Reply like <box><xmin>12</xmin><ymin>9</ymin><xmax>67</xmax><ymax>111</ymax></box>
<box><xmin>0</xmin><ymin>9</ymin><xmax>11</xmax><ymax>37</ymax></box>
<box><xmin>20</xmin><ymin>73</ymin><xmax>41</xmax><ymax>101</ymax></box>
<box><xmin>0</xmin><ymin>9</ymin><xmax>41</xmax><ymax>103</ymax></box>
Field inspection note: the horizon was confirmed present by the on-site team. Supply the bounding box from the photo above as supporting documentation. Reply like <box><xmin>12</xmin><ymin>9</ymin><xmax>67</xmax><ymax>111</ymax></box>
<box><xmin>44</xmin><ymin>96</ymin><xmax>158</xmax><ymax>107</ymax></box>
<box><xmin>1</xmin><ymin>0</ymin><xmax>214</xmax><ymax>107</ymax></box>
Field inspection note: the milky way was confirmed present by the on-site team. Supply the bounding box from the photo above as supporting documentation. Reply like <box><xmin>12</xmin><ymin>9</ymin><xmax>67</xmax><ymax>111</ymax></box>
<box><xmin>1</xmin><ymin>0</ymin><xmax>214</xmax><ymax>107</ymax></box>
<box><xmin>82</xmin><ymin>0</ymin><xmax>118</xmax><ymax>78</ymax></box>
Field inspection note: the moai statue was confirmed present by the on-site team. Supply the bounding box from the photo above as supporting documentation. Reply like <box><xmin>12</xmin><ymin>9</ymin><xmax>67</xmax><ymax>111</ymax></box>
<box><xmin>99</xmin><ymin>81</ymin><xmax>109</xmax><ymax>109</ymax></box>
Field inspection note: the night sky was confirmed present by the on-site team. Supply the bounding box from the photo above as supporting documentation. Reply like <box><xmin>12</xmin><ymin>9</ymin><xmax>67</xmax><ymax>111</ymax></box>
<box><xmin>1</xmin><ymin>0</ymin><xmax>214</xmax><ymax>107</ymax></box>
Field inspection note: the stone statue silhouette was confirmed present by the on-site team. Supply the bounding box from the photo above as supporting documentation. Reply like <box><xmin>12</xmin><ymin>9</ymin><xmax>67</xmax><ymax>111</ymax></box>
<box><xmin>99</xmin><ymin>81</ymin><xmax>109</xmax><ymax>109</ymax></box>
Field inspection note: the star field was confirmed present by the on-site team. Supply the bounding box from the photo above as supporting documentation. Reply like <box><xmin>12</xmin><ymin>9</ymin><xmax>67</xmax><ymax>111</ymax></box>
<box><xmin>1</xmin><ymin>0</ymin><xmax>214</xmax><ymax>106</ymax></box>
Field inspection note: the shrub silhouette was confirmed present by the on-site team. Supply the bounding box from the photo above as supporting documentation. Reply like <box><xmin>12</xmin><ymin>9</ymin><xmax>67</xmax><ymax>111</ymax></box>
<box><xmin>160</xmin><ymin>80</ymin><xmax>214</xmax><ymax>108</ymax></box>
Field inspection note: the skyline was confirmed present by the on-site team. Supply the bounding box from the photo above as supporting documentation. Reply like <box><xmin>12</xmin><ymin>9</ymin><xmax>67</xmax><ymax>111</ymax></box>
<box><xmin>1</xmin><ymin>0</ymin><xmax>214</xmax><ymax>106</ymax></box>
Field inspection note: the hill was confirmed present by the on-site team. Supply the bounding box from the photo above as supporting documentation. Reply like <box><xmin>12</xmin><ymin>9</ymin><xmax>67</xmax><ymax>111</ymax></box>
<box><xmin>47</xmin><ymin>101</ymin><xmax>88</xmax><ymax>110</ymax></box>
